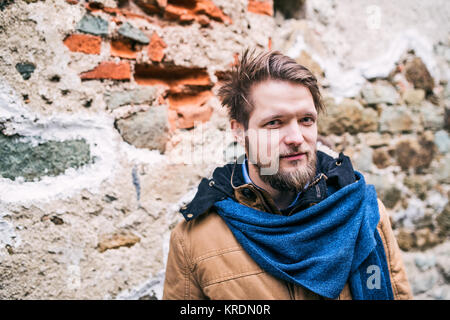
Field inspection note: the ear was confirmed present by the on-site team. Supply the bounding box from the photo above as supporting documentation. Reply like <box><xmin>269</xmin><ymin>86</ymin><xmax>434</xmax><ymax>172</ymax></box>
<box><xmin>230</xmin><ymin>119</ymin><xmax>245</xmax><ymax>147</ymax></box>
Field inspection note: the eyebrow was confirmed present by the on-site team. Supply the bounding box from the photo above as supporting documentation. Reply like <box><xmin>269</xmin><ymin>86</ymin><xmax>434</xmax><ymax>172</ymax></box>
<box><xmin>259</xmin><ymin>112</ymin><xmax>317</xmax><ymax>124</ymax></box>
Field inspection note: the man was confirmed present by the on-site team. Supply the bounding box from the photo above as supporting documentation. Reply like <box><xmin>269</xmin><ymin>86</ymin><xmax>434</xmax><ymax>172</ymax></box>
<box><xmin>163</xmin><ymin>50</ymin><xmax>412</xmax><ymax>300</ymax></box>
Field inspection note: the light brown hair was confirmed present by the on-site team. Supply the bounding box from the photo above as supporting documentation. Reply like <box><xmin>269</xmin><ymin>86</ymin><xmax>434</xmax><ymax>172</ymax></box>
<box><xmin>218</xmin><ymin>49</ymin><xmax>324</xmax><ymax>128</ymax></box>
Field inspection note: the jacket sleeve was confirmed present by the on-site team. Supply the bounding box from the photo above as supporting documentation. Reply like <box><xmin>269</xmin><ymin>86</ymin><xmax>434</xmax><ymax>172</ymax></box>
<box><xmin>162</xmin><ymin>222</ymin><xmax>206</xmax><ymax>300</ymax></box>
<box><xmin>376</xmin><ymin>199</ymin><xmax>414</xmax><ymax>300</ymax></box>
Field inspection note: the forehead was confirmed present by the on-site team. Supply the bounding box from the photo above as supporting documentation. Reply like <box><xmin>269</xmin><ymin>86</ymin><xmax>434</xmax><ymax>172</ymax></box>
<box><xmin>249</xmin><ymin>80</ymin><xmax>316</xmax><ymax>123</ymax></box>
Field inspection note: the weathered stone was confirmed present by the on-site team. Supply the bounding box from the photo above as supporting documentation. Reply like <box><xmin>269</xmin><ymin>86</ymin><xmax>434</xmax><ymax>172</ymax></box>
<box><xmin>97</xmin><ymin>230</ymin><xmax>140</xmax><ymax>253</ymax></box>
<box><xmin>415</xmin><ymin>228</ymin><xmax>444</xmax><ymax>250</ymax></box>
<box><xmin>115</xmin><ymin>106</ymin><xmax>170</xmax><ymax>153</ymax></box>
<box><xmin>432</xmin><ymin>154</ymin><xmax>450</xmax><ymax>184</ymax></box>
<box><xmin>402</xmin><ymin>88</ymin><xmax>425</xmax><ymax>105</ymax></box>
<box><xmin>296</xmin><ymin>51</ymin><xmax>324</xmax><ymax>78</ymax></box>
<box><xmin>118</xmin><ymin>22</ymin><xmax>149</xmax><ymax>44</ymax></box>
<box><xmin>80</xmin><ymin>61</ymin><xmax>131</xmax><ymax>80</ymax></box>
<box><xmin>396</xmin><ymin>229</ymin><xmax>414</xmax><ymax>251</ymax></box>
<box><xmin>414</xmin><ymin>254</ymin><xmax>436</xmax><ymax>271</ymax></box>
<box><xmin>411</xmin><ymin>269</ymin><xmax>439</xmax><ymax>295</ymax></box>
<box><xmin>434</xmin><ymin>130</ymin><xmax>450</xmax><ymax>154</ymax></box>
<box><xmin>359</xmin><ymin>132</ymin><xmax>392</xmax><ymax>148</ymax></box>
<box><xmin>436</xmin><ymin>253</ymin><xmax>450</xmax><ymax>282</ymax></box>
<box><xmin>404</xmin><ymin>57</ymin><xmax>435</xmax><ymax>93</ymax></box>
<box><xmin>104</xmin><ymin>87</ymin><xmax>157</xmax><ymax>110</ymax></box>
<box><xmin>419</xmin><ymin>102</ymin><xmax>444</xmax><ymax>131</ymax></box>
<box><xmin>383</xmin><ymin>186</ymin><xmax>402</xmax><ymax>209</ymax></box>
<box><xmin>318</xmin><ymin>99</ymin><xmax>378</xmax><ymax>135</ymax></box>
<box><xmin>436</xmin><ymin>203</ymin><xmax>450</xmax><ymax>237</ymax></box>
<box><xmin>403</xmin><ymin>175</ymin><xmax>433</xmax><ymax>200</ymax></box>
<box><xmin>395</xmin><ymin>135</ymin><xmax>435</xmax><ymax>172</ymax></box>
<box><xmin>361</xmin><ymin>81</ymin><xmax>399</xmax><ymax>105</ymax></box>
<box><xmin>365</xmin><ymin>173</ymin><xmax>401</xmax><ymax>209</ymax></box>
<box><xmin>15</xmin><ymin>62</ymin><xmax>36</xmax><ymax>80</ymax></box>
<box><xmin>352</xmin><ymin>146</ymin><xmax>373</xmax><ymax>173</ymax></box>
<box><xmin>372</xmin><ymin>147</ymin><xmax>394</xmax><ymax>169</ymax></box>
<box><xmin>379</xmin><ymin>106</ymin><xmax>420</xmax><ymax>133</ymax></box>
<box><xmin>0</xmin><ymin>133</ymin><xmax>91</xmax><ymax>182</ymax></box>
<box><xmin>76</xmin><ymin>14</ymin><xmax>108</xmax><ymax>36</ymax></box>
<box><xmin>64</xmin><ymin>34</ymin><xmax>102</xmax><ymax>55</ymax></box>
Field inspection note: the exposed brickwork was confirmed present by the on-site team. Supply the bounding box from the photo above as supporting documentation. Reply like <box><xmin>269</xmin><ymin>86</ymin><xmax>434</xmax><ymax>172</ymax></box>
<box><xmin>110</xmin><ymin>39</ymin><xmax>139</xmax><ymax>59</ymax></box>
<box><xmin>164</xmin><ymin>0</ymin><xmax>232</xmax><ymax>24</ymax></box>
<box><xmin>64</xmin><ymin>34</ymin><xmax>102</xmax><ymax>54</ymax></box>
<box><xmin>148</xmin><ymin>32</ymin><xmax>167</xmax><ymax>62</ymax></box>
<box><xmin>248</xmin><ymin>0</ymin><xmax>273</xmax><ymax>16</ymax></box>
<box><xmin>80</xmin><ymin>61</ymin><xmax>131</xmax><ymax>80</ymax></box>
<box><xmin>134</xmin><ymin>64</ymin><xmax>211</xmax><ymax>92</ymax></box>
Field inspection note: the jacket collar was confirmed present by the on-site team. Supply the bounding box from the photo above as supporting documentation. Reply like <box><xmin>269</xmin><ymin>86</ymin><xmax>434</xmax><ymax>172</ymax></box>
<box><xmin>180</xmin><ymin>150</ymin><xmax>356</xmax><ymax>221</ymax></box>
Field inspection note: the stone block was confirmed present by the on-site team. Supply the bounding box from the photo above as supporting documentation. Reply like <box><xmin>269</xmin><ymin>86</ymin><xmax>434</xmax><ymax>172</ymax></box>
<box><xmin>405</xmin><ymin>57</ymin><xmax>435</xmax><ymax>93</ymax></box>
<box><xmin>395</xmin><ymin>135</ymin><xmax>435</xmax><ymax>172</ymax></box>
<box><xmin>434</xmin><ymin>130</ymin><xmax>450</xmax><ymax>154</ymax></box>
<box><xmin>0</xmin><ymin>134</ymin><xmax>91</xmax><ymax>182</ymax></box>
<box><xmin>361</xmin><ymin>81</ymin><xmax>399</xmax><ymax>105</ymax></box>
<box><xmin>115</xmin><ymin>106</ymin><xmax>170</xmax><ymax>153</ymax></box>
<box><xmin>104</xmin><ymin>87</ymin><xmax>157</xmax><ymax>110</ymax></box>
<box><xmin>97</xmin><ymin>230</ymin><xmax>140</xmax><ymax>252</ymax></box>
<box><xmin>76</xmin><ymin>14</ymin><xmax>108</xmax><ymax>36</ymax></box>
<box><xmin>402</xmin><ymin>88</ymin><xmax>425</xmax><ymax>105</ymax></box>
<box><xmin>318</xmin><ymin>98</ymin><xmax>378</xmax><ymax>135</ymax></box>
<box><xmin>379</xmin><ymin>105</ymin><xmax>420</xmax><ymax>133</ymax></box>
<box><xmin>118</xmin><ymin>22</ymin><xmax>149</xmax><ymax>44</ymax></box>
<box><xmin>15</xmin><ymin>62</ymin><xmax>35</xmax><ymax>80</ymax></box>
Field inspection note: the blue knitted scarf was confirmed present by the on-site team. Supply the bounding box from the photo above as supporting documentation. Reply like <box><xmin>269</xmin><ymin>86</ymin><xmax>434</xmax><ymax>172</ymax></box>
<box><xmin>214</xmin><ymin>171</ymin><xmax>394</xmax><ymax>300</ymax></box>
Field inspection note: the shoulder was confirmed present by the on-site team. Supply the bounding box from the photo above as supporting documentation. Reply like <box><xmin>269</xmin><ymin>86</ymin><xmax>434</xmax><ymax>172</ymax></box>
<box><xmin>170</xmin><ymin>209</ymin><xmax>241</xmax><ymax>260</ymax></box>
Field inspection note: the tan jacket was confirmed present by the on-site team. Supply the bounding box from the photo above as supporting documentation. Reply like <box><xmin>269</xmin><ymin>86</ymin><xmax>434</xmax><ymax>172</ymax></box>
<box><xmin>163</xmin><ymin>177</ymin><xmax>413</xmax><ymax>300</ymax></box>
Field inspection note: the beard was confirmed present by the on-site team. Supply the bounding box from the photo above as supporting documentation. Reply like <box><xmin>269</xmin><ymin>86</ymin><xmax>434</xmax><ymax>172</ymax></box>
<box><xmin>249</xmin><ymin>143</ymin><xmax>317</xmax><ymax>193</ymax></box>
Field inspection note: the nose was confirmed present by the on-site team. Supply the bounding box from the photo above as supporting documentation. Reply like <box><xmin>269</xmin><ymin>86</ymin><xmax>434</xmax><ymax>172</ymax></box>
<box><xmin>283</xmin><ymin>120</ymin><xmax>305</xmax><ymax>146</ymax></box>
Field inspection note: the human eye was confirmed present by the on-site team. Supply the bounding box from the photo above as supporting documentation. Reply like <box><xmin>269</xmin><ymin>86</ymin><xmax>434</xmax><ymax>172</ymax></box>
<box><xmin>264</xmin><ymin>119</ymin><xmax>282</xmax><ymax>128</ymax></box>
<box><xmin>300</xmin><ymin>117</ymin><xmax>315</xmax><ymax>125</ymax></box>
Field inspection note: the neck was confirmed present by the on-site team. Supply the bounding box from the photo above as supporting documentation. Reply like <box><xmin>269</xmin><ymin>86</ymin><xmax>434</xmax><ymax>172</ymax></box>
<box><xmin>247</xmin><ymin>161</ymin><xmax>297</xmax><ymax>210</ymax></box>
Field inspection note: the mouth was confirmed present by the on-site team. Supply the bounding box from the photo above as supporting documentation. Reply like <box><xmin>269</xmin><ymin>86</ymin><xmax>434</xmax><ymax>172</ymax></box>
<box><xmin>280</xmin><ymin>152</ymin><xmax>307</xmax><ymax>161</ymax></box>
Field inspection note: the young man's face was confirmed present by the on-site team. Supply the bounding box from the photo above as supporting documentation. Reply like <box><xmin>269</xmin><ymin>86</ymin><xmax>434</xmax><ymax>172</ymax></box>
<box><xmin>232</xmin><ymin>79</ymin><xmax>318</xmax><ymax>192</ymax></box>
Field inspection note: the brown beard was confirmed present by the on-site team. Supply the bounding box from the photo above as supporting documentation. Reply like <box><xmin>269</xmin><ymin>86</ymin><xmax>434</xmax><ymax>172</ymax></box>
<box><xmin>258</xmin><ymin>150</ymin><xmax>317</xmax><ymax>192</ymax></box>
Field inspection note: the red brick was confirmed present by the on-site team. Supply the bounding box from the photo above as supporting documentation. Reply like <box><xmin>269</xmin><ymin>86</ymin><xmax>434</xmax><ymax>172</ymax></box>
<box><xmin>167</xmin><ymin>90</ymin><xmax>213</xmax><ymax>129</ymax></box>
<box><xmin>134</xmin><ymin>64</ymin><xmax>211</xmax><ymax>91</ymax></box>
<box><xmin>80</xmin><ymin>61</ymin><xmax>131</xmax><ymax>80</ymax></box>
<box><xmin>194</xmin><ymin>0</ymin><xmax>232</xmax><ymax>24</ymax></box>
<box><xmin>148</xmin><ymin>32</ymin><xmax>167</xmax><ymax>62</ymax></box>
<box><xmin>110</xmin><ymin>39</ymin><xmax>138</xmax><ymax>59</ymax></box>
<box><xmin>248</xmin><ymin>0</ymin><xmax>273</xmax><ymax>16</ymax></box>
<box><xmin>164</xmin><ymin>0</ymin><xmax>231</xmax><ymax>24</ymax></box>
<box><xmin>64</xmin><ymin>34</ymin><xmax>101</xmax><ymax>55</ymax></box>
